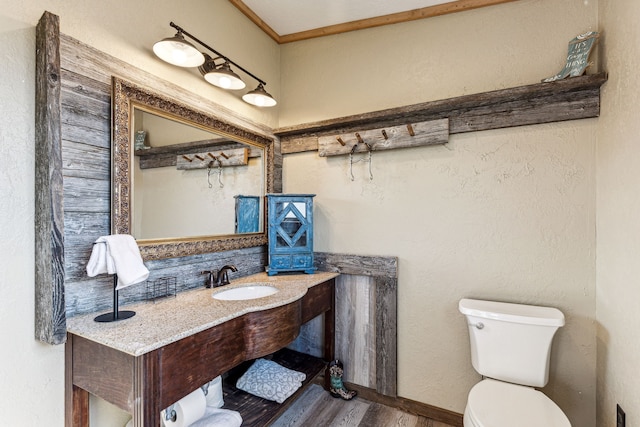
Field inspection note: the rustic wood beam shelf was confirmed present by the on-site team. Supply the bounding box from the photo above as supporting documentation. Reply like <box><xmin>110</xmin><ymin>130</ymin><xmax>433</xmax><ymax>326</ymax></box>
<box><xmin>276</xmin><ymin>73</ymin><xmax>608</xmax><ymax>154</ymax></box>
<box><xmin>135</xmin><ymin>140</ymin><xmax>262</xmax><ymax>169</ymax></box>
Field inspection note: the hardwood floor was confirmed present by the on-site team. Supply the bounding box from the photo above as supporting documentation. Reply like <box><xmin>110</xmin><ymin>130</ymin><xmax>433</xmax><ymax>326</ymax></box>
<box><xmin>272</xmin><ymin>384</ymin><xmax>456</xmax><ymax>427</ymax></box>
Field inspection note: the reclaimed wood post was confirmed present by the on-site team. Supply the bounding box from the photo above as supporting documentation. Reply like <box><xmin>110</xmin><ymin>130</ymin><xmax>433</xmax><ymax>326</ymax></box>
<box><xmin>35</xmin><ymin>11</ymin><xmax>66</xmax><ymax>345</ymax></box>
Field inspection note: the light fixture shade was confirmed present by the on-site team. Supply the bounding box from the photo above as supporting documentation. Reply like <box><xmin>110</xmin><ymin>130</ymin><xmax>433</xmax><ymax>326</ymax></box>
<box><xmin>242</xmin><ymin>84</ymin><xmax>277</xmax><ymax>107</ymax></box>
<box><xmin>201</xmin><ymin>61</ymin><xmax>246</xmax><ymax>90</ymax></box>
<box><xmin>153</xmin><ymin>33</ymin><xmax>205</xmax><ymax>67</ymax></box>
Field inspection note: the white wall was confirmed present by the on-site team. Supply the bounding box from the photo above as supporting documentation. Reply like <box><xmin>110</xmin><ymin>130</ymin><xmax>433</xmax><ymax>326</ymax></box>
<box><xmin>596</xmin><ymin>0</ymin><xmax>640</xmax><ymax>425</ymax></box>
<box><xmin>280</xmin><ymin>1</ymin><xmax>598</xmax><ymax>425</ymax></box>
<box><xmin>278</xmin><ymin>0</ymin><xmax>598</xmax><ymax>126</ymax></box>
<box><xmin>0</xmin><ymin>1</ymin><xmax>278</xmax><ymax>426</ymax></box>
<box><xmin>0</xmin><ymin>13</ymin><xmax>66</xmax><ymax>425</ymax></box>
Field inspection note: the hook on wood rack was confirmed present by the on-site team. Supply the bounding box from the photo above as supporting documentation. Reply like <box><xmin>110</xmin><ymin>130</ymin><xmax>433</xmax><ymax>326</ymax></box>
<box><xmin>316</xmin><ymin>118</ymin><xmax>450</xmax><ymax>181</ymax></box>
<box><xmin>175</xmin><ymin>147</ymin><xmax>249</xmax><ymax>170</ymax></box>
<box><xmin>318</xmin><ymin>118</ymin><xmax>449</xmax><ymax>158</ymax></box>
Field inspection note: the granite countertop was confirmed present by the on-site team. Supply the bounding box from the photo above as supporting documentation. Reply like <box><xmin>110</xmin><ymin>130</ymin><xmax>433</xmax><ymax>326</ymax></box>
<box><xmin>66</xmin><ymin>272</ymin><xmax>339</xmax><ymax>356</ymax></box>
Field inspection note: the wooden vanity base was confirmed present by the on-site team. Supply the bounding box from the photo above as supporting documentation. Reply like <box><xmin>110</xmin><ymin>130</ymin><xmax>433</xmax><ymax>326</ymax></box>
<box><xmin>66</xmin><ymin>278</ymin><xmax>335</xmax><ymax>427</ymax></box>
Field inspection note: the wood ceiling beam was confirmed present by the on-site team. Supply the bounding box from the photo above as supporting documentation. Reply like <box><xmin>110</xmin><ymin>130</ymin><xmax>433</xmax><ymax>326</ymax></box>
<box><xmin>229</xmin><ymin>0</ymin><xmax>520</xmax><ymax>44</ymax></box>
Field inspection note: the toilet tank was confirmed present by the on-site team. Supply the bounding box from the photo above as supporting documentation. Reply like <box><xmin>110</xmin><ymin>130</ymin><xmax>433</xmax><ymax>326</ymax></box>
<box><xmin>459</xmin><ymin>298</ymin><xmax>565</xmax><ymax>388</ymax></box>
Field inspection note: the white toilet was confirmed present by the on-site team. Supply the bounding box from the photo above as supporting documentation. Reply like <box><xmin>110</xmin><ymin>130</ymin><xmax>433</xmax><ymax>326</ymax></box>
<box><xmin>459</xmin><ymin>298</ymin><xmax>571</xmax><ymax>427</ymax></box>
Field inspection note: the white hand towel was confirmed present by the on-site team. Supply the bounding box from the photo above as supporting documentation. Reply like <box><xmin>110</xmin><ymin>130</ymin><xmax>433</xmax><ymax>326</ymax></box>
<box><xmin>189</xmin><ymin>408</ymin><xmax>242</xmax><ymax>427</ymax></box>
<box><xmin>86</xmin><ymin>234</ymin><xmax>149</xmax><ymax>289</ymax></box>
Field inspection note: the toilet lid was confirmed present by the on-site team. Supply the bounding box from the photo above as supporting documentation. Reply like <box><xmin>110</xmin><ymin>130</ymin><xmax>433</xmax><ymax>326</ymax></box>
<box><xmin>467</xmin><ymin>379</ymin><xmax>571</xmax><ymax>427</ymax></box>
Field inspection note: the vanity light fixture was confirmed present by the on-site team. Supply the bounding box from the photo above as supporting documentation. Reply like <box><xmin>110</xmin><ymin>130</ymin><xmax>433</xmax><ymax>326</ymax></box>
<box><xmin>152</xmin><ymin>31</ymin><xmax>205</xmax><ymax>67</ymax></box>
<box><xmin>154</xmin><ymin>22</ymin><xmax>277</xmax><ymax>107</ymax></box>
<box><xmin>199</xmin><ymin>54</ymin><xmax>246</xmax><ymax>90</ymax></box>
<box><xmin>242</xmin><ymin>83</ymin><xmax>277</xmax><ymax>108</ymax></box>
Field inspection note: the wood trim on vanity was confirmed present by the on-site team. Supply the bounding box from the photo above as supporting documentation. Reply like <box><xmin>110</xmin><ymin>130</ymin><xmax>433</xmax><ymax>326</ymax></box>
<box><xmin>135</xmin><ymin>354</ymin><xmax>157</xmax><ymax>427</ymax></box>
<box><xmin>72</xmin><ymin>335</ymin><xmax>135</xmax><ymax>410</ymax></box>
<box><xmin>65</xmin><ymin>335</ymin><xmax>88</xmax><ymax>427</ymax></box>
<box><xmin>301</xmin><ymin>279</ymin><xmax>334</xmax><ymax>324</ymax></box>
<box><xmin>70</xmin><ymin>386</ymin><xmax>89</xmax><ymax>427</ymax></box>
<box><xmin>323</xmin><ymin>281</ymin><xmax>336</xmax><ymax>364</ymax></box>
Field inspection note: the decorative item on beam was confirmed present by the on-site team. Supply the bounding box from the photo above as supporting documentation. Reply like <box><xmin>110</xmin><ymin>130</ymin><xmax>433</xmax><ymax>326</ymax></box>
<box><xmin>317</xmin><ymin>118</ymin><xmax>449</xmax><ymax>157</ymax></box>
<box><xmin>543</xmin><ymin>31</ymin><xmax>599</xmax><ymax>83</ymax></box>
<box><xmin>176</xmin><ymin>148</ymin><xmax>249</xmax><ymax>170</ymax></box>
<box><xmin>153</xmin><ymin>22</ymin><xmax>277</xmax><ymax>107</ymax></box>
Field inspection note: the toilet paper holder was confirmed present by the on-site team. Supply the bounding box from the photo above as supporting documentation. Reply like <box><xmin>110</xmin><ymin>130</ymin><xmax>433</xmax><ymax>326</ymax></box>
<box><xmin>165</xmin><ymin>405</ymin><xmax>177</xmax><ymax>422</ymax></box>
<box><xmin>164</xmin><ymin>383</ymin><xmax>213</xmax><ymax>422</ymax></box>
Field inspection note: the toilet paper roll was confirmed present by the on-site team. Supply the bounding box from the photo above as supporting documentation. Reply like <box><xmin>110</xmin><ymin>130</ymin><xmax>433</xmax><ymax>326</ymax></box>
<box><xmin>162</xmin><ymin>388</ymin><xmax>207</xmax><ymax>427</ymax></box>
<box><xmin>205</xmin><ymin>376</ymin><xmax>224</xmax><ymax>409</ymax></box>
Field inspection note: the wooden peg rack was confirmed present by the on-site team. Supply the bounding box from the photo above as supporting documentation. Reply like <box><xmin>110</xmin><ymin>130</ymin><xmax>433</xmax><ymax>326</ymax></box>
<box><xmin>176</xmin><ymin>148</ymin><xmax>249</xmax><ymax>170</ymax></box>
<box><xmin>318</xmin><ymin>118</ymin><xmax>449</xmax><ymax>157</ymax></box>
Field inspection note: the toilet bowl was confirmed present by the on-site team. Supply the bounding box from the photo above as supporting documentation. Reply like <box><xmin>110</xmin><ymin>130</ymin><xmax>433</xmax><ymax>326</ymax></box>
<box><xmin>459</xmin><ymin>298</ymin><xmax>571</xmax><ymax>427</ymax></box>
<box><xmin>464</xmin><ymin>379</ymin><xmax>570</xmax><ymax>427</ymax></box>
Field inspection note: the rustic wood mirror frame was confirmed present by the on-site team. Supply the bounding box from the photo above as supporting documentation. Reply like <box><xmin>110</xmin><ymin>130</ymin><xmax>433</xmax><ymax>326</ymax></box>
<box><xmin>112</xmin><ymin>77</ymin><xmax>274</xmax><ymax>260</ymax></box>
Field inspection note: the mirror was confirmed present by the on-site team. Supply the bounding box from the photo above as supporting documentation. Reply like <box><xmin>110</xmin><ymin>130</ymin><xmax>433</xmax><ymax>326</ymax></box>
<box><xmin>132</xmin><ymin>109</ymin><xmax>264</xmax><ymax>239</ymax></box>
<box><xmin>112</xmin><ymin>77</ymin><xmax>274</xmax><ymax>260</ymax></box>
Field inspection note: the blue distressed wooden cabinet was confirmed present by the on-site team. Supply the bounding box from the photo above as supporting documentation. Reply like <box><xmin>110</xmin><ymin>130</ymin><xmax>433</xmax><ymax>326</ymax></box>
<box><xmin>266</xmin><ymin>194</ymin><xmax>316</xmax><ymax>275</ymax></box>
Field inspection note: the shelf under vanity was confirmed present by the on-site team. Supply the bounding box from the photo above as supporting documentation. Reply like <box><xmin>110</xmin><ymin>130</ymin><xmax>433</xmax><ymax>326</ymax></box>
<box><xmin>222</xmin><ymin>348</ymin><xmax>328</xmax><ymax>426</ymax></box>
<box><xmin>66</xmin><ymin>272</ymin><xmax>338</xmax><ymax>427</ymax></box>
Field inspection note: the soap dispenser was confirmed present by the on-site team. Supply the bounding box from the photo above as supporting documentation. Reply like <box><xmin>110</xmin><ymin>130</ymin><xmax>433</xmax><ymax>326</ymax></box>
<box><xmin>201</xmin><ymin>270</ymin><xmax>215</xmax><ymax>288</ymax></box>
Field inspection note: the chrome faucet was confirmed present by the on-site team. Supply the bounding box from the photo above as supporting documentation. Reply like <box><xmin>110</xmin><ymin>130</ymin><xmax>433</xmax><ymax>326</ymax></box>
<box><xmin>201</xmin><ymin>265</ymin><xmax>238</xmax><ymax>288</ymax></box>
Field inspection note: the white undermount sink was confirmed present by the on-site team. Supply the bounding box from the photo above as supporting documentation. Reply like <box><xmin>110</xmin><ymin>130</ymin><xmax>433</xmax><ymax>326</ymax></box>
<box><xmin>212</xmin><ymin>284</ymin><xmax>279</xmax><ymax>301</ymax></box>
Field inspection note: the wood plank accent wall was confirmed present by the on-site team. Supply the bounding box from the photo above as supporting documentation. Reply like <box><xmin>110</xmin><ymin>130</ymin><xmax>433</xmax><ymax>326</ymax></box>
<box><xmin>35</xmin><ymin>14</ymin><xmax>279</xmax><ymax>343</ymax></box>
<box><xmin>277</xmin><ymin>73</ymin><xmax>607</xmax><ymax>154</ymax></box>
<box><xmin>290</xmin><ymin>253</ymin><xmax>398</xmax><ymax>397</ymax></box>
<box><xmin>335</xmin><ymin>274</ymin><xmax>377</xmax><ymax>388</ymax></box>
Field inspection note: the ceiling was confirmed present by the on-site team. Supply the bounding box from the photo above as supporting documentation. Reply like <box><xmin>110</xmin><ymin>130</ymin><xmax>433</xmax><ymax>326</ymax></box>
<box><xmin>229</xmin><ymin>0</ymin><xmax>518</xmax><ymax>43</ymax></box>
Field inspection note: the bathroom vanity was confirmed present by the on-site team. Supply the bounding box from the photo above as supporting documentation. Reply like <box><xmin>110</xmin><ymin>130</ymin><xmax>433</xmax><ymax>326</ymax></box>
<box><xmin>66</xmin><ymin>272</ymin><xmax>338</xmax><ymax>427</ymax></box>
